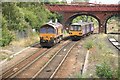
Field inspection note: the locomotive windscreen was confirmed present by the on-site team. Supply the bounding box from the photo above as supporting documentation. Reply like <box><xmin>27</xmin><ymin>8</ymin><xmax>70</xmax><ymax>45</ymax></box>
<box><xmin>70</xmin><ymin>25</ymin><xmax>81</xmax><ymax>31</ymax></box>
<box><xmin>40</xmin><ymin>26</ymin><xmax>55</xmax><ymax>33</ymax></box>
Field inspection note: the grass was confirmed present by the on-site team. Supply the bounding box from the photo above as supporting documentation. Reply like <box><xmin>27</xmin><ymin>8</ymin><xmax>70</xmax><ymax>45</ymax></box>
<box><xmin>0</xmin><ymin>54</ymin><xmax>7</xmax><ymax>60</ymax></box>
<box><xmin>7</xmin><ymin>56</ymin><xmax>13</xmax><ymax>61</ymax></box>
<box><xmin>0</xmin><ymin>32</ymin><xmax>40</xmax><ymax>60</ymax></box>
<box><xmin>75</xmin><ymin>74</ymin><xmax>85</xmax><ymax>80</ymax></box>
<box><xmin>0</xmin><ymin>52</ymin><xmax>10</xmax><ymax>60</ymax></box>
<box><xmin>12</xmin><ymin>33</ymin><xmax>39</xmax><ymax>47</ymax></box>
<box><xmin>80</xmin><ymin>34</ymin><xmax>118</xmax><ymax>78</ymax></box>
<box><xmin>84</xmin><ymin>40</ymin><xmax>94</xmax><ymax>50</ymax></box>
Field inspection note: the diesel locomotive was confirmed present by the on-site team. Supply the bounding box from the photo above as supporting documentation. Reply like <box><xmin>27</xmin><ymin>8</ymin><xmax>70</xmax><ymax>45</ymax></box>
<box><xmin>39</xmin><ymin>22</ymin><xmax>63</xmax><ymax>47</ymax></box>
<box><xmin>69</xmin><ymin>22</ymin><xmax>94</xmax><ymax>39</ymax></box>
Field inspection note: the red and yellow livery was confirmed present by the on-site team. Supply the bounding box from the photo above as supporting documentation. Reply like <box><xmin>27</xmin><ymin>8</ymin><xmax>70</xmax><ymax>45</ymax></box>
<box><xmin>39</xmin><ymin>22</ymin><xmax>63</xmax><ymax>47</ymax></box>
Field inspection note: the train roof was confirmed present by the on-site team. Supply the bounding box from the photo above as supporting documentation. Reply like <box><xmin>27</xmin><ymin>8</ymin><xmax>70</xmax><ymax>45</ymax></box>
<box><xmin>71</xmin><ymin>22</ymin><xmax>94</xmax><ymax>26</ymax></box>
<box><xmin>41</xmin><ymin>22</ymin><xmax>63</xmax><ymax>29</ymax></box>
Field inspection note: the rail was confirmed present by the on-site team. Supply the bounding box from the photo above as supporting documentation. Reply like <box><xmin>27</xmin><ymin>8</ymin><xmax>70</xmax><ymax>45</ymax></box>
<box><xmin>2</xmin><ymin>40</ymin><xmax>71</xmax><ymax>79</ymax></box>
<box><xmin>31</xmin><ymin>41</ymin><xmax>78</xmax><ymax>79</ymax></box>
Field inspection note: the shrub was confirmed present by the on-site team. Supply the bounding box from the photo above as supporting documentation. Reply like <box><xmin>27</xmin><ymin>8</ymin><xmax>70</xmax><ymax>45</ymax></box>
<box><xmin>98</xmin><ymin>42</ymin><xmax>105</xmax><ymax>50</ymax></box>
<box><xmin>96</xmin><ymin>62</ymin><xmax>113</xmax><ymax>78</ymax></box>
<box><xmin>84</xmin><ymin>40</ymin><xmax>94</xmax><ymax>50</ymax></box>
<box><xmin>0</xmin><ymin>27</ymin><xmax>14</xmax><ymax>47</ymax></box>
<box><xmin>0</xmin><ymin>16</ymin><xmax>14</xmax><ymax>47</ymax></box>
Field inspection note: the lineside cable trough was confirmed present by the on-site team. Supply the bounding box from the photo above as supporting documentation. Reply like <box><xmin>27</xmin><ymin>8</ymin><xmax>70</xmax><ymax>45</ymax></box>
<box><xmin>108</xmin><ymin>38</ymin><xmax>120</xmax><ymax>50</ymax></box>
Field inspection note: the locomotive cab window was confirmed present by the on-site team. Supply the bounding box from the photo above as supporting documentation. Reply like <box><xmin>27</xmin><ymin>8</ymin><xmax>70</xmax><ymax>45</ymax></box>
<box><xmin>40</xmin><ymin>26</ymin><xmax>55</xmax><ymax>33</ymax></box>
<box><xmin>70</xmin><ymin>25</ymin><xmax>81</xmax><ymax>31</ymax></box>
<box><xmin>47</xmin><ymin>27</ymin><xmax>55</xmax><ymax>33</ymax></box>
<box><xmin>40</xmin><ymin>27</ymin><xmax>46</xmax><ymax>33</ymax></box>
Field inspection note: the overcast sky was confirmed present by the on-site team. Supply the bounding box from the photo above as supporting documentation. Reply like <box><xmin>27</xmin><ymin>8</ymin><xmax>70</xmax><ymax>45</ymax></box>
<box><xmin>65</xmin><ymin>0</ymin><xmax>120</xmax><ymax>4</ymax></box>
<box><xmin>89</xmin><ymin>0</ymin><xmax>119</xmax><ymax>4</ymax></box>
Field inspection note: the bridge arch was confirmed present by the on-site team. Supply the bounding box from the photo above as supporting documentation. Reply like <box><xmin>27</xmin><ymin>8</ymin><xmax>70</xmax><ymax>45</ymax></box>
<box><xmin>65</xmin><ymin>13</ymin><xmax>100</xmax><ymax>33</ymax></box>
<box><xmin>104</xmin><ymin>14</ymin><xmax>119</xmax><ymax>33</ymax></box>
<box><xmin>46</xmin><ymin>4</ymin><xmax>120</xmax><ymax>33</ymax></box>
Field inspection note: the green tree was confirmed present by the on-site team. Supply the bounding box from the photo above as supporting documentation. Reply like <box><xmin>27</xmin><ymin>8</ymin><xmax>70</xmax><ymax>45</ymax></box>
<box><xmin>72</xmin><ymin>15</ymin><xmax>94</xmax><ymax>23</ymax></box>
<box><xmin>73</xmin><ymin>0</ymin><xmax>89</xmax><ymax>2</ymax></box>
<box><xmin>2</xmin><ymin>2</ymin><xmax>61</xmax><ymax>46</ymax></box>
<box><xmin>0</xmin><ymin>17</ymin><xmax>14</xmax><ymax>47</ymax></box>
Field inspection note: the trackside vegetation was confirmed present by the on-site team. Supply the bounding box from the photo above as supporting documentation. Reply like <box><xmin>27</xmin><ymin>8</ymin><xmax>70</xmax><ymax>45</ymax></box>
<box><xmin>96</xmin><ymin>62</ymin><xmax>113</xmax><ymax>78</ymax></box>
<box><xmin>1</xmin><ymin>2</ymin><xmax>62</xmax><ymax>47</ymax></box>
<box><xmin>84</xmin><ymin>40</ymin><xmax>94</xmax><ymax>50</ymax></box>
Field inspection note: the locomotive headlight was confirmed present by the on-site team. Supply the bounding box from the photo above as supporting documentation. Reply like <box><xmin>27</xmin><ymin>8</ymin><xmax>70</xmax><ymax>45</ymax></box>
<box><xmin>50</xmin><ymin>36</ymin><xmax>53</xmax><ymax>39</ymax></box>
<box><xmin>50</xmin><ymin>37</ymin><xmax>54</xmax><ymax>40</ymax></box>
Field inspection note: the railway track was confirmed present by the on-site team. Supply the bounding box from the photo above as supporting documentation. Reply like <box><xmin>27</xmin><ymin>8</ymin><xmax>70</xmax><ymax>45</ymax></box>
<box><xmin>1</xmin><ymin>42</ymin><xmax>41</xmax><ymax>72</ymax></box>
<box><xmin>108</xmin><ymin>37</ymin><xmax>120</xmax><ymax>50</ymax></box>
<box><xmin>31</xmin><ymin>41</ymin><xmax>78</xmax><ymax>79</ymax></box>
<box><xmin>1</xmin><ymin>47</ymin><xmax>49</xmax><ymax>79</ymax></box>
<box><xmin>1</xmin><ymin>42</ymin><xmax>53</xmax><ymax>79</ymax></box>
<box><xmin>1</xmin><ymin>40</ymin><xmax>70</xmax><ymax>79</ymax></box>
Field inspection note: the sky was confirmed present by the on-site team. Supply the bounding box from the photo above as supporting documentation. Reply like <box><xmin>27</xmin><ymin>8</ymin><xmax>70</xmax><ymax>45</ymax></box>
<box><xmin>66</xmin><ymin>0</ymin><xmax>120</xmax><ymax>4</ymax></box>
<box><xmin>89</xmin><ymin>0</ymin><xmax>120</xmax><ymax>4</ymax></box>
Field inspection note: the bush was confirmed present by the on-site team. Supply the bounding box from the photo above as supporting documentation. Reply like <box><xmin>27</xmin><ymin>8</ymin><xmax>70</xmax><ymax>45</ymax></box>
<box><xmin>0</xmin><ymin>27</ymin><xmax>14</xmax><ymax>47</ymax></box>
<box><xmin>96</xmin><ymin>62</ymin><xmax>113</xmax><ymax>78</ymax></box>
<box><xmin>84</xmin><ymin>40</ymin><xmax>94</xmax><ymax>50</ymax></box>
<box><xmin>1</xmin><ymin>17</ymin><xmax>14</xmax><ymax>47</ymax></box>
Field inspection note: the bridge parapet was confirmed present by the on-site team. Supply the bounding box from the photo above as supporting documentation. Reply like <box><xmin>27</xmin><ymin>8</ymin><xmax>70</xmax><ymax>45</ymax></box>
<box><xmin>46</xmin><ymin>4</ymin><xmax>120</xmax><ymax>12</ymax></box>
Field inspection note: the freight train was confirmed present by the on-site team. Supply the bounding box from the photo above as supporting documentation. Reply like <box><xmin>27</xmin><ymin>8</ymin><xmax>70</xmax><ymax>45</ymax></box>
<box><xmin>69</xmin><ymin>22</ymin><xmax>94</xmax><ymax>40</ymax></box>
<box><xmin>39</xmin><ymin>22</ymin><xmax>63</xmax><ymax>47</ymax></box>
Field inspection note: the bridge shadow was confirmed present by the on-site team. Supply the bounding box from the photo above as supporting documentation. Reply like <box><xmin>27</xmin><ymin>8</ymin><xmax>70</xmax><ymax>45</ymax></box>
<box><xmin>62</xmin><ymin>36</ymin><xmax>70</xmax><ymax>41</ymax></box>
<box><xmin>107</xmin><ymin>33</ymin><xmax>120</xmax><ymax>35</ymax></box>
<box><xmin>30</xmin><ymin>42</ymin><xmax>41</xmax><ymax>48</ymax></box>
<box><xmin>30</xmin><ymin>36</ymin><xmax>71</xmax><ymax>48</ymax></box>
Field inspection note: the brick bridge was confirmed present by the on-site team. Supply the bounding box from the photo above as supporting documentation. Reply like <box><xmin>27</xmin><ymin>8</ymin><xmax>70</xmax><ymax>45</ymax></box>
<box><xmin>46</xmin><ymin>3</ymin><xmax>120</xmax><ymax>33</ymax></box>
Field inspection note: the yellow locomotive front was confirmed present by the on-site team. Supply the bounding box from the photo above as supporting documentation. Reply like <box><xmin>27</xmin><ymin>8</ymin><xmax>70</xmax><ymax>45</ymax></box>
<box><xmin>69</xmin><ymin>23</ymin><xmax>82</xmax><ymax>39</ymax></box>
<box><xmin>39</xmin><ymin>22</ymin><xmax>63</xmax><ymax>47</ymax></box>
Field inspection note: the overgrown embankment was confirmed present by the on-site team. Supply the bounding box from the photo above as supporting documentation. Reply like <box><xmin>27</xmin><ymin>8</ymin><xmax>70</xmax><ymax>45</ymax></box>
<box><xmin>1</xmin><ymin>2</ymin><xmax>62</xmax><ymax>47</ymax></box>
<box><xmin>1</xmin><ymin>2</ymin><xmax>62</xmax><ymax>60</ymax></box>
